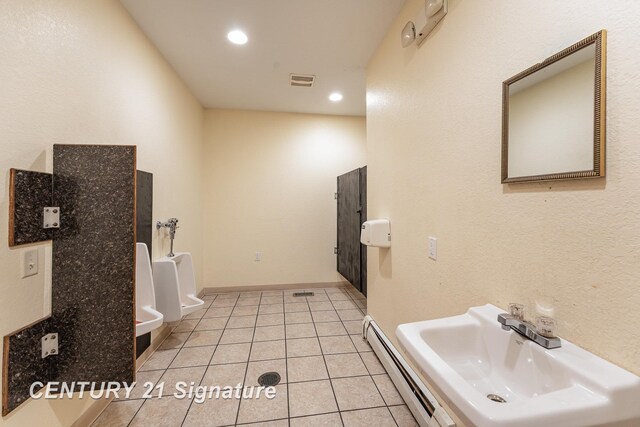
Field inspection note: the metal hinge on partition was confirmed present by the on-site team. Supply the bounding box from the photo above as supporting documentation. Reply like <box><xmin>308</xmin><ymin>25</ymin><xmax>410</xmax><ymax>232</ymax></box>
<box><xmin>334</xmin><ymin>247</ymin><xmax>338</xmax><ymax>255</ymax></box>
<box><xmin>43</xmin><ymin>207</ymin><xmax>60</xmax><ymax>229</ymax></box>
<box><xmin>41</xmin><ymin>333</ymin><xmax>58</xmax><ymax>358</ymax></box>
<box><xmin>334</xmin><ymin>192</ymin><xmax>338</xmax><ymax>200</ymax></box>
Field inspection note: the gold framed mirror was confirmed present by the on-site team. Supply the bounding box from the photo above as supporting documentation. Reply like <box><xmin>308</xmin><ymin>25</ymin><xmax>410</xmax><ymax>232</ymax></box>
<box><xmin>501</xmin><ymin>30</ymin><xmax>606</xmax><ymax>183</ymax></box>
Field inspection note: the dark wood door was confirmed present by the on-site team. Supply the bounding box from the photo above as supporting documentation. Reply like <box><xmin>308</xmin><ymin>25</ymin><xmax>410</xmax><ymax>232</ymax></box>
<box><xmin>359</xmin><ymin>166</ymin><xmax>367</xmax><ymax>296</ymax></box>
<box><xmin>337</xmin><ymin>166</ymin><xmax>367</xmax><ymax>294</ymax></box>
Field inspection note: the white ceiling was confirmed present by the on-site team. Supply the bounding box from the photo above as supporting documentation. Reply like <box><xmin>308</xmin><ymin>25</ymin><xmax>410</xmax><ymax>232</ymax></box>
<box><xmin>120</xmin><ymin>0</ymin><xmax>406</xmax><ymax>116</ymax></box>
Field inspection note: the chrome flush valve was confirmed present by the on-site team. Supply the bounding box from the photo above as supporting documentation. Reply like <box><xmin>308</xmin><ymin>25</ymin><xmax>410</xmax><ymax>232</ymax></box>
<box><xmin>156</xmin><ymin>218</ymin><xmax>179</xmax><ymax>257</ymax></box>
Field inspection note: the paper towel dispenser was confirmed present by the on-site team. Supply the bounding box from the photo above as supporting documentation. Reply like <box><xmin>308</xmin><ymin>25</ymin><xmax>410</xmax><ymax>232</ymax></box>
<box><xmin>360</xmin><ymin>219</ymin><xmax>391</xmax><ymax>248</ymax></box>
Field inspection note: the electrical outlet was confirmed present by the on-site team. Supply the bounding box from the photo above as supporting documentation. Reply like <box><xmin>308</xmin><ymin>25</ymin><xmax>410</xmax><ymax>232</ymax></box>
<box><xmin>255</xmin><ymin>251</ymin><xmax>262</xmax><ymax>262</ymax></box>
<box><xmin>22</xmin><ymin>248</ymin><xmax>39</xmax><ymax>278</ymax></box>
<box><xmin>428</xmin><ymin>237</ymin><xmax>437</xmax><ymax>260</ymax></box>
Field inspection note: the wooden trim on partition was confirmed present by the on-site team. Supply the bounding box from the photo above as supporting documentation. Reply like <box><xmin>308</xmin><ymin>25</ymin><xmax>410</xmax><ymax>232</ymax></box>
<box><xmin>131</xmin><ymin>146</ymin><xmax>138</xmax><ymax>380</ymax></box>
<box><xmin>2</xmin><ymin>335</ymin><xmax>10</xmax><ymax>417</ymax></box>
<box><xmin>8</xmin><ymin>168</ymin><xmax>16</xmax><ymax>247</ymax></box>
<box><xmin>2</xmin><ymin>315</ymin><xmax>51</xmax><ymax>416</ymax></box>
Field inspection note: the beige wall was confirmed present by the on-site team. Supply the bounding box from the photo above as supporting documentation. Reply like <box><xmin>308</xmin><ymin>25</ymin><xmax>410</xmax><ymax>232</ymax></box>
<box><xmin>203</xmin><ymin>109</ymin><xmax>366</xmax><ymax>288</ymax></box>
<box><xmin>0</xmin><ymin>0</ymin><xmax>203</xmax><ymax>425</ymax></box>
<box><xmin>366</xmin><ymin>0</ymin><xmax>640</xmax><ymax>385</ymax></box>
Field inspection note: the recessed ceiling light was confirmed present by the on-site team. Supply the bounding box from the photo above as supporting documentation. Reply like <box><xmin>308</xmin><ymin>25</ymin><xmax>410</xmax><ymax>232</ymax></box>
<box><xmin>227</xmin><ymin>30</ymin><xmax>248</xmax><ymax>45</ymax></box>
<box><xmin>329</xmin><ymin>92</ymin><xmax>343</xmax><ymax>102</ymax></box>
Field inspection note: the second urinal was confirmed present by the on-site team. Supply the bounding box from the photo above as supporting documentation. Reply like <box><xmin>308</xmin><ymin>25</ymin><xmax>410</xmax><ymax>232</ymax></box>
<box><xmin>153</xmin><ymin>252</ymin><xmax>204</xmax><ymax>322</ymax></box>
<box><xmin>135</xmin><ymin>243</ymin><xmax>164</xmax><ymax>336</ymax></box>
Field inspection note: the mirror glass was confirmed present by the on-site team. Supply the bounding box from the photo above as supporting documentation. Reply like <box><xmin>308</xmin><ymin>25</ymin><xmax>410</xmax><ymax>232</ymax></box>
<box><xmin>502</xmin><ymin>31</ymin><xmax>606</xmax><ymax>183</ymax></box>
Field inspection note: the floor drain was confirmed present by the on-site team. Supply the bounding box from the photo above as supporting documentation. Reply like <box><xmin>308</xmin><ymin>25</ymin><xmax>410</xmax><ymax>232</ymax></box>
<box><xmin>258</xmin><ymin>372</ymin><xmax>281</xmax><ymax>387</ymax></box>
<box><xmin>487</xmin><ymin>394</ymin><xmax>507</xmax><ymax>403</ymax></box>
<box><xmin>293</xmin><ymin>292</ymin><xmax>314</xmax><ymax>297</ymax></box>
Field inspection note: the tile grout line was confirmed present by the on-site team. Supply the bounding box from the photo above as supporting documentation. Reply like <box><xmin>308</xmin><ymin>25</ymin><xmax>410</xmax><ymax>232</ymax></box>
<box><xmin>353</xmin><ymin>342</ymin><xmax>399</xmax><ymax>425</ymax></box>
<box><xmin>180</xmin><ymin>292</ymin><xmax>239</xmax><ymax>427</ymax></box>
<box><xmin>125</xmin><ymin>317</ymin><xmax>184</xmax><ymax>425</ymax></box>
<box><xmin>292</xmin><ymin>402</ymin><xmax>396</xmax><ymax>422</ymax></box>
<box><xmin>122</xmin><ymin>369</ymin><xmax>387</xmax><ymax>399</ymax></box>
<box><xmin>233</xmin><ymin>290</ymin><xmax>268</xmax><ymax>425</ymax></box>
<box><xmin>284</xmin><ymin>293</ymin><xmax>291</xmax><ymax>427</ymax></box>
<box><xmin>328</xmin><ymin>286</ymin><xmax>388</xmax><ymax>423</ymax></box>
<box><xmin>308</xmin><ymin>289</ymin><xmax>346</xmax><ymax>426</ymax></box>
<box><xmin>126</xmin><ymin>294</ymin><xmax>219</xmax><ymax>427</ymax></box>
<box><xmin>342</xmin><ymin>288</ymin><xmax>401</xmax><ymax>426</ymax></box>
<box><xmin>101</xmin><ymin>287</ymin><xmax>376</xmax><ymax>427</ymax></box>
<box><xmin>125</xmin><ymin>399</ymin><xmax>146</xmax><ymax>427</ymax></box>
<box><xmin>340</xmin><ymin>290</ymin><xmax>368</xmax><ymax>351</ymax></box>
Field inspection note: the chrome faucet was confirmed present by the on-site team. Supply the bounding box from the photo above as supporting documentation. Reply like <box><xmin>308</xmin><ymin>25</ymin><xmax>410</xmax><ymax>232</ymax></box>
<box><xmin>498</xmin><ymin>314</ymin><xmax>523</xmax><ymax>331</ymax></box>
<box><xmin>156</xmin><ymin>218</ymin><xmax>179</xmax><ymax>257</ymax></box>
<box><xmin>497</xmin><ymin>305</ymin><xmax>561</xmax><ymax>349</ymax></box>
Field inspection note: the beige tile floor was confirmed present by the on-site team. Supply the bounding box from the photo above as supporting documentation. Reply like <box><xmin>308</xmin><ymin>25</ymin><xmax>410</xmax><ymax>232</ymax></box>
<box><xmin>92</xmin><ymin>286</ymin><xmax>417</xmax><ymax>427</ymax></box>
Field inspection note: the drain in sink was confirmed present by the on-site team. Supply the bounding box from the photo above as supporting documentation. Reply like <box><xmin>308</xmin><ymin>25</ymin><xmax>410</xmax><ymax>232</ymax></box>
<box><xmin>487</xmin><ymin>394</ymin><xmax>507</xmax><ymax>403</ymax></box>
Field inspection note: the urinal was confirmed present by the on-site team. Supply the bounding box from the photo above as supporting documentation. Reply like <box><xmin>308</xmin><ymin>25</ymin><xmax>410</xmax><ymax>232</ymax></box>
<box><xmin>135</xmin><ymin>243</ymin><xmax>164</xmax><ymax>336</ymax></box>
<box><xmin>152</xmin><ymin>252</ymin><xmax>204</xmax><ymax>322</ymax></box>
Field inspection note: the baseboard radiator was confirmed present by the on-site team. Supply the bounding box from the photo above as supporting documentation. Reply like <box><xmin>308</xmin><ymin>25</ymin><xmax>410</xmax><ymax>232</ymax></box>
<box><xmin>363</xmin><ymin>316</ymin><xmax>455</xmax><ymax>427</ymax></box>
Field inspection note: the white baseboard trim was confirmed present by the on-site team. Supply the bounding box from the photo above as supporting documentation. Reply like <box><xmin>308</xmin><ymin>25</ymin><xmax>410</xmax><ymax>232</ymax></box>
<box><xmin>70</xmin><ymin>396</ymin><xmax>112</xmax><ymax>427</ymax></box>
<box><xmin>363</xmin><ymin>316</ymin><xmax>455</xmax><ymax>427</ymax></box>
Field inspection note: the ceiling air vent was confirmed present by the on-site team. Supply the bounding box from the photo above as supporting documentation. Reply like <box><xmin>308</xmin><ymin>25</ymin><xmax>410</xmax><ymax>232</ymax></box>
<box><xmin>290</xmin><ymin>74</ymin><xmax>315</xmax><ymax>87</ymax></box>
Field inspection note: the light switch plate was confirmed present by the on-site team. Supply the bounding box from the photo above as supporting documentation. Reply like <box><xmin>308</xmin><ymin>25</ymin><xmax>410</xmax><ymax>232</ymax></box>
<box><xmin>255</xmin><ymin>251</ymin><xmax>262</xmax><ymax>262</ymax></box>
<box><xmin>21</xmin><ymin>248</ymin><xmax>38</xmax><ymax>278</ymax></box>
<box><xmin>428</xmin><ymin>237</ymin><xmax>437</xmax><ymax>260</ymax></box>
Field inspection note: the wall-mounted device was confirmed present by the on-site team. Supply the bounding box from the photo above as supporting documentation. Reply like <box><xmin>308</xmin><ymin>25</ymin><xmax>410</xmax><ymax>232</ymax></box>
<box><xmin>401</xmin><ymin>0</ymin><xmax>448</xmax><ymax>48</ymax></box>
<box><xmin>360</xmin><ymin>219</ymin><xmax>391</xmax><ymax>248</ymax></box>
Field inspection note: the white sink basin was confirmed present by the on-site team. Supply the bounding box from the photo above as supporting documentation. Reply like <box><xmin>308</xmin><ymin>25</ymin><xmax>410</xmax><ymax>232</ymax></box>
<box><xmin>396</xmin><ymin>304</ymin><xmax>640</xmax><ymax>427</ymax></box>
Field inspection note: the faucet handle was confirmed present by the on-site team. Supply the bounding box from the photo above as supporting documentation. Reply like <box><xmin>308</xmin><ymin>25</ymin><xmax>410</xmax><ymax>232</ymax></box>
<box><xmin>508</xmin><ymin>303</ymin><xmax>525</xmax><ymax>321</ymax></box>
<box><xmin>535</xmin><ymin>316</ymin><xmax>557</xmax><ymax>338</ymax></box>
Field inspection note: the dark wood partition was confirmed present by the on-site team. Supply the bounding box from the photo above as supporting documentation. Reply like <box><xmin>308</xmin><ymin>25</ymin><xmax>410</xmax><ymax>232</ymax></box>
<box><xmin>337</xmin><ymin>166</ymin><xmax>367</xmax><ymax>295</ymax></box>
<box><xmin>359</xmin><ymin>166</ymin><xmax>367</xmax><ymax>296</ymax></box>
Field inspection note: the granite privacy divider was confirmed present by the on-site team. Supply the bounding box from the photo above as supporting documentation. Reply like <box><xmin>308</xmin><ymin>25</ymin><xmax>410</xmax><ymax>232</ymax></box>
<box><xmin>8</xmin><ymin>169</ymin><xmax>55</xmax><ymax>246</ymax></box>
<box><xmin>3</xmin><ymin>145</ymin><xmax>137</xmax><ymax>416</ymax></box>
<box><xmin>135</xmin><ymin>170</ymin><xmax>153</xmax><ymax>358</ymax></box>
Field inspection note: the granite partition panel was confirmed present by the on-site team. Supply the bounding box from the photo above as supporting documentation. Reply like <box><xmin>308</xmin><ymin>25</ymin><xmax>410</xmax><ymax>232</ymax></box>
<box><xmin>2</xmin><ymin>144</ymin><xmax>137</xmax><ymax>416</ymax></box>
<box><xmin>8</xmin><ymin>169</ymin><xmax>54</xmax><ymax>246</ymax></box>
<box><xmin>136</xmin><ymin>170</ymin><xmax>153</xmax><ymax>254</ymax></box>
<box><xmin>2</xmin><ymin>318</ymin><xmax>52</xmax><ymax>415</ymax></box>
<box><xmin>135</xmin><ymin>170</ymin><xmax>153</xmax><ymax>358</ymax></box>
<box><xmin>51</xmin><ymin>144</ymin><xmax>136</xmax><ymax>386</ymax></box>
